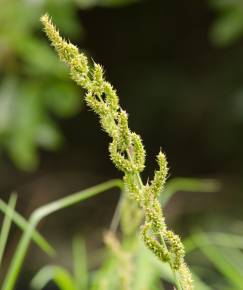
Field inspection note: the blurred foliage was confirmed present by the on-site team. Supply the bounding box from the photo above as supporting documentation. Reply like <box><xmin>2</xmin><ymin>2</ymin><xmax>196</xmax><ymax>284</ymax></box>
<box><xmin>1</xmin><ymin>0</ymin><xmax>242</xmax><ymax>170</ymax></box>
<box><xmin>160</xmin><ymin>177</ymin><xmax>219</xmax><ymax>206</ymax></box>
<box><xmin>209</xmin><ymin>0</ymin><xmax>243</xmax><ymax>46</ymax></box>
<box><xmin>0</xmin><ymin>0</ymin><xmax>140</xmax><ymax>171</ymax></box>
<box><xmin>1</xmin><ymin>171</ymin><xmax>242</xmax><ymax>289</ymax></box>
<box><xmin>185</xmin><ymin>230</ymin><xmax>243</xmax><ymax>289</ymax></box>
<box><xmin>31</xmin><ymin>236</ymin><xmax>87</xmax><ymax>290</ymax></box>
<box><xmin>0</xmin><ymin>0</ymin><xmax>83</xmax><ymax>171</ymax></box>
<box><xmin>75</xmin><ymin>0</ymin><xmax>142</xmax><ymax>9</ymax></box>
<box><xmin>28</xmin><ymin>178</ymin><xmax>243</xmax><ymax>290</ymax></box>
<box><xmin>32</xmin><ymin>232</ymin><xmax>243</xmax><ymax>290</ymax></box>
<box><xmin>0</xmin><ymin>177</ymin><xmax>221</xmax><ymax>290</ymax></box>
<box><xmin>0</xmin><ymin>179</ymin><xmax>123</xmax><ymax>289</ymax></box>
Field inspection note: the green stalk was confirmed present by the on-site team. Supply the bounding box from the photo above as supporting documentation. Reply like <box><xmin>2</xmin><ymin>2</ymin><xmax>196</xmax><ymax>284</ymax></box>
<box><xmin>110</xmin><ymin>193</ymin><xmax>124</xmax><ymax>232</ymax></box>
<box><xmin>0</xmin><ymin>194</ymin><xmax>17</xmax><ymax>269</ymax></box>
<box><xmin>2</xmin><ymin>179</ymin><xmax>123</xmax><ymax>290</ymax></box>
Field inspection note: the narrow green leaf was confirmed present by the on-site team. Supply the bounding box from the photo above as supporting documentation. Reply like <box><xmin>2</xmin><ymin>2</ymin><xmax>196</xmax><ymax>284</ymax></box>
<box><xmin>161</xmin><ymin>178</ymin><xmax>219</xmax><ymax>206</ymax></box>
<box><xmin>0</xmin><ymin>199</ymin><xmax>55</xmax><ymax>256</ymax></box>
<box><xmin>0</xmin><ymin>194</ymin><xmax>17</xmax><ymax>268</ymax></box>
<box><xmin>2</xmin><ymin>179</ymin><xmax>123</xmax><ymax>290</ymax></box>
<box><xmin>185</xmin><ymin>231</ymin><xmax>243</xmax><ymax>254</ymax></box>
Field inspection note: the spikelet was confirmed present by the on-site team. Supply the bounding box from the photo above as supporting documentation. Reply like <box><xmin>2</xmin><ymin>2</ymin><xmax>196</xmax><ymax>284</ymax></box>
<box><xmin>141</xmin><ymin>223</ymin><xmax>170</xmax><ymax>263</ymax></box>
<box><xmin>178</xmin><ymin>262</ymin><xmax>194</xmax><ymax>290</ymax></box>
<box><xmin>41</xmin><ymin>14</ymin><xmax>193</xmax><ymax>289</ymax></box>
<box><xmin>150</xmin><ymin>151</ymin><xmax>168</xmax><ymax>197</ymax></box>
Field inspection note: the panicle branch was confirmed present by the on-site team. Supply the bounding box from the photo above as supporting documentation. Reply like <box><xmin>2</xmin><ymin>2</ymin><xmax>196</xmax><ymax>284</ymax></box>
<box><xmin>41</xmin><ymin>14</ymin><xmax>193</xmax><ymax>290</ymax></box>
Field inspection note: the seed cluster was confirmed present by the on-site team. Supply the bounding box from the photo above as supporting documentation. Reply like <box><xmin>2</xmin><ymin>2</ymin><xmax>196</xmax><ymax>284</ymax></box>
<box><xmin>41</xmin><ymin>14</ymin><xmax>193</xmax><ymax>289</ymax></box>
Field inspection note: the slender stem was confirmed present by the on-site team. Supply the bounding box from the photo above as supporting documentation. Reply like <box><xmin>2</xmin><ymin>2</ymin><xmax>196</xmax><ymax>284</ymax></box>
<box><xmin>0</xmin><ymin>194</ymin><xmax>17</xmax><ymax>269</ymax></box>
<box><xmin>110</xmin><ymin>192</ymin><xmax>124</xmax><ymax>232</ymax></box>
<box><xmin>2</xmin><ymin>179</ymin><xmax>123</xmax><ymax>290</ymax></box>
<box><xmin>32</xmin><ymin>179</ymin><xmax>123</xmax><ymax>221</ymax></box>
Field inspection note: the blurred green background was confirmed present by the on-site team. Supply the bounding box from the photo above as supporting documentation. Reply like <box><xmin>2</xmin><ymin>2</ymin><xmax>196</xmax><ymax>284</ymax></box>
<box><xmin>1</xmin><ymin>0</ymin><xmax>243</xmax><ymax>289</ymax></box>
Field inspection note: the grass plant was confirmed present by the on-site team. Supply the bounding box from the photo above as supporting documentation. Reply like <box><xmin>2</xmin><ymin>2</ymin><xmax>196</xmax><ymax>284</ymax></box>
<box><xmin>0</xmin><ymin>13</ymin><xmax>238</xmax><ymax>290</ymax></box>
<box><xmin>39</xmin><ymin>14</ymin><xmax>193</xmax><ymax>289</ymax></box>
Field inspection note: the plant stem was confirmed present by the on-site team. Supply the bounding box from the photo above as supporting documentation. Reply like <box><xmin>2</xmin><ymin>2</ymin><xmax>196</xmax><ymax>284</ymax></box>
<box><xmin>0</xmin><ymin>194</ymin><xmax>17</xmax><ymax>270</ymax></box>
<box><xmin>110</xmin><ymin>192</ymin><xmax>124</xmax><ymax>232</ymax></box>
<box><xmin>1</xmin><ymin>179</ymin><xmax>123</xmax><ymax>290</ymax></box>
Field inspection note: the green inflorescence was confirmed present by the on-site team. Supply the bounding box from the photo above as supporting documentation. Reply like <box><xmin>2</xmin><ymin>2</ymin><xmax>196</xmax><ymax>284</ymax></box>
<box><xmin>41</xmin><ymin>14</ymin><xmax>193</xmax><ymax>290</ymax></box>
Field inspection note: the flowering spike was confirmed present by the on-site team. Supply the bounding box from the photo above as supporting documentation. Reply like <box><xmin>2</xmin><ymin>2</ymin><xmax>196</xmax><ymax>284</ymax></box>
<box><xmin>165</xmin><ymin>230</ymin><xmax>185</xmax><ymax>270</ymax></box>
<box><xmin>41</xmin><ymin>14</ymin><xmax>193</xmax><ymax>290</ymax></box>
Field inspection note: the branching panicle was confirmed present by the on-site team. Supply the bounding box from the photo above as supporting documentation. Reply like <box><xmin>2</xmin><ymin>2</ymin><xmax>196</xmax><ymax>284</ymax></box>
<box><xmin>41</xmin><ymin>14</ymin><xmax>193</xmax><ymax>290</ymax></box>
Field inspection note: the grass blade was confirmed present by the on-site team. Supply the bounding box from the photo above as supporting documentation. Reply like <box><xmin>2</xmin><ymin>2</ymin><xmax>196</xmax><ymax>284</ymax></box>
<box><xmin>0</xmin><ymin>199</ymin><xmax>55</xmax><ymax>257</ymax></box>
<box><xmin>2</xmin><ymin>179</ymin><xmax>123</xmax><ymax>290</ymax></box>
<box><xmin>185</xmin><ymin>231</ymin><xmax>243</xmax><ymax>254</ymax></box>
<box><xmin>0</xmin><ymin>194</ymin><xmax>17</xmax><ymax>269</ymax></box>
<box><xmin>161</xmin><ymin>178</ymin><xmax>219</xmax><ymax>206</ymax></box>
